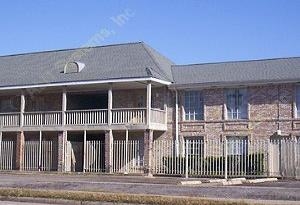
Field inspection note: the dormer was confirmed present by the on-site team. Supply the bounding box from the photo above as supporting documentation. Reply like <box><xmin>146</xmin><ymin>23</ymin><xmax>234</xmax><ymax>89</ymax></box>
<box><xmin>64</xmin><ymin>61</ymin><xmax>85</xmax><ymax>74</ymax></box>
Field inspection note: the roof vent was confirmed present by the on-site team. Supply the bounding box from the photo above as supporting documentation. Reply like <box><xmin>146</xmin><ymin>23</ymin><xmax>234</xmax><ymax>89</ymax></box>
<box><xmin>145</xmin><ymin>67</ymin><xmax>153</xmax><ymax>77</ymax></box>
<box><xmin>64</xmin><ymin>61</ymin><xmax>85</xmax><ymax>74</ymax></box>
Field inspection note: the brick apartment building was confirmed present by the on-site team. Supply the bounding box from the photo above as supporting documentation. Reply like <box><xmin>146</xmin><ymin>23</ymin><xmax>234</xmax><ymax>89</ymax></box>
<box><xmin>0</xmin><ymin>42</ymin><xmax>299</xmax><ymax>177</ymax></box>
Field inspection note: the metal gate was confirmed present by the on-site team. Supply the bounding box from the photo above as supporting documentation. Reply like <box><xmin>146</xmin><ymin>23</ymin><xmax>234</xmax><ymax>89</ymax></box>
<box><xmin>0</xmin><ymin>140</ymin><xmax>15</xmax><ymax>170</ymax></box>
<box><xmin>23</xmin><ymin>140</ymin><xmax>55</xmax><ymax>171</ymax></box>
<box><xmin>112</xmin><ymin>139</ymin><xmax>144</xmax><ymax>173</ymax></box>
<box><xmin>269</xmin><ymin>139</ymin><xmax>300</xmax><ymax>177</ymax></box>
<box><xmin>85</xmin><ymin>140</ymin><xmax>105</xmax><ymax>172</ymax></box>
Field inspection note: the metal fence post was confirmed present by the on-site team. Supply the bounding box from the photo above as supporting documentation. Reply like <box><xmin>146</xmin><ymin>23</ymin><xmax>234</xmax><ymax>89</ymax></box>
<box><xmin>83</xmin><ymin>130</ymin><xmax>87</xmax><ymax>173</ymax></box>
<box><xmin>125</xmin><ymin>129</ymin><xmax>129</xmax><ymax>174</ymax></box>
<box><xmin>224</xmin><ymin>138</ymin><xmax>228</xmax><ymax>180</ymax></box>
<box><xmin>294</xmin><ymin>138</ymin><xmax>297</xmax><ymax>178</ymax></box>
<box><xmin>0</xmin><ymin>132</ymin><xmax>2</xmax><ymax>168</ymax></box>
<box><xmin>38</xmin><ymin>131</ymin><xmax>42</xmax><ymax>172</ymax></box>
<box><xmin>267</xmin><ymin>139</ymin><xmax>271</xmax><ymax>177</ymax></box>
<box><xmin>185</xmin><ymin>140</ymin><xmax>189</xmax><ymax>178</ymax></box>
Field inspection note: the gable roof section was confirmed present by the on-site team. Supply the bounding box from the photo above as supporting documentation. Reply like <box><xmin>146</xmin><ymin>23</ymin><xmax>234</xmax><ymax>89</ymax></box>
<box><xmin>0</xmin><ymin>42</ymin><xmax>173</xmax><ymax>88</ymax></box>
<box><xmin>171</xmin><ymin>57</ymin><xmax>300</xmax><ymax>87</ymax></box>
<box><xmin>141</xmin><ymin>43</ymin><xmax>174</xmax><ymax>81</ymax></box>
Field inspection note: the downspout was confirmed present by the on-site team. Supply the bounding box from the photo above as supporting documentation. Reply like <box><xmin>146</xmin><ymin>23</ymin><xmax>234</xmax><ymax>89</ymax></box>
<box><xmin>277</xmin><ymin>85</ymin><xmax>281</xmax><ymax>135</ymax></box>
<box><xmin>175</xmin><ymin>90</ymin><xmax>179</xmax><ymax>156</ymax></box>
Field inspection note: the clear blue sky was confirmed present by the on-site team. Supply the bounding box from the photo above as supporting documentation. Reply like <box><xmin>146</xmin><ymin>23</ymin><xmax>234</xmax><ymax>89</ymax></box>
<box><xmin>0</xmin><ymin>0</ymin><xmax>299</xmax><ymax>64</ymax></box>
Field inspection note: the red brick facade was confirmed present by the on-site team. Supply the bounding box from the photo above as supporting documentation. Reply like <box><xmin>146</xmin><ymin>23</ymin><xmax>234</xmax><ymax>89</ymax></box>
<box><xmin>157</xmin><ymin>83</ymin><xmax>299</xmax><ymax>142</ymax></box>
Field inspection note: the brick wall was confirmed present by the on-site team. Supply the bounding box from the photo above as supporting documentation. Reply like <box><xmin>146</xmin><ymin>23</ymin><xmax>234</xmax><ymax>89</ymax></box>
<box><xmin>157</xmin><ymin>83</ymin><xmax>299</xmax><ymax>141</ymax></box>
<box><xmin>113</xmin><ymin>89</ymin><xmax>145</xmax><ymax>108</ymax></box>
<box><xmin>113</xmin><ymin>87</ymin><xmax>165</xmax><ymax>109</ymax></box>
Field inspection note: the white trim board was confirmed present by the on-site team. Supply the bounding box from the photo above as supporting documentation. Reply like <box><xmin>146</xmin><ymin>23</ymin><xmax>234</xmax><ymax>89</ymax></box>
<box><xmin>0</xmin><ymin>77</ymin><xmax>172</xmax><ymax>91</ymax></box>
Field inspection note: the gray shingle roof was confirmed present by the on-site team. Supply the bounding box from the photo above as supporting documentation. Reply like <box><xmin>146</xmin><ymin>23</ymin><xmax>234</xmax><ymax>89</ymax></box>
<box><xmin>171</xmin><ymin>57</ymin><xmax>300</xmax><ymax>87</ymax></box>
<box><xmin>1</xmin><ymin>41</ymin><xmax>300</xmax><ymax>89</ymax></box>
<box><xmin>0</xmin><ymin>42</ymin><xmax>173</xmax><ymax>88</ymax></box>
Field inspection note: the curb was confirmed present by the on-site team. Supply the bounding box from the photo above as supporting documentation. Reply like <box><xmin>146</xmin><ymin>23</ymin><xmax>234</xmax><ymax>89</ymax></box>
<box><xmin>222</xmin><ymin>180</ymin><xmax>243</xmax><ymax>186</ymax></box>
<box><xmin>244</xmin><ymin>178</ymin><xmax>278</xmax><ymax>184</ymax></box>
<box><xmin>180</xmin><ymin>177</ymin><xmax>277</xmax><ymax>186</ymax></box>
<box><xmin>203</xmin><ymin>179</ymin><xmax>227</xmax><ymax>183</ymax></box>
<box><xmin>180</xmin><ymin>180</ymin><xmax>202</xmax><ymax>185</ymax></box>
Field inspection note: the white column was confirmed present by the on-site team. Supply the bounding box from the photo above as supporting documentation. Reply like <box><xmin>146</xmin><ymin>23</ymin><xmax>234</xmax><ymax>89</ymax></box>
<box><xmin>108</xmin><ymin>85</ymin><xmax>113</xmax><ymax>125</ymax></box>
<box><xmin>62</xmin><ymin>89</ymin><xmax>67</xmax><ymax>126</ymax></box>
<box><xmin>110</xmin><ymin>129</ymin><xmax>113</xmax><ymax>172</ymax></box>
<box><xmin>83</xmin><ymin>130</ymin><xmax>87</xmax><ymax>173</ymax></box>
<box><xmin>20</xmin><ymin>93</ymin><xmax>25</xmax><ymax>127</ymax></box>
<box><xmin>0</xmin><ymin>132</ymin><xmax>2</xmax><ymax>165</ymax></box>
<box><xmin>175</xmin><ymin>90</ymin><xmax>179</xmax><ymax>156</ymax></box>
<box><xmin>125</xmin><ymin>129</ymin><xmax>129</xmax><ymax>174</ymax></box>
<box><xmin>38</xmin><ymin>130</ymin><xmax>42</xmax><ymax>171</ymax></box>
<box><xmin>146</xmin><ymin>82</ymin><xmax>152</xmax><ymax>126</ymax></box>
<box><xmin>224</xmin><ymin>138</ymin><xmax>228</xmax><ymax>179</ymax></box>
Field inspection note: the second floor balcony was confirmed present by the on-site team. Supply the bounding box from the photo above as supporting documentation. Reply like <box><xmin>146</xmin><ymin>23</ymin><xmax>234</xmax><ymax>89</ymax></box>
<box><xmin>0</xmin><ymin>81</ymin><xmax>167</xmax><ymax>131</ymax></box>
<box><xmin>0</xmin><ymin>107</ymin><xmax>166</xmax><ymax>129</ymax></box>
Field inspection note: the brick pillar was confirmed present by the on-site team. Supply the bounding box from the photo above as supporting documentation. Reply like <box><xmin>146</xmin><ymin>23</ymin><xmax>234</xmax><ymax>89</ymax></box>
<box><xmin>57</xmin><ymin>131</ymin><xmax>66</xmax><ymax>172</ymax></box>
<box><xmin>144</xmin><ymin>129</ymin><xmax>153</xmax><ymax>176</ymax></box>
<box><xmin>105</xmin><ymin>130</ymin><xmax>113</xmax><ymax>173</ymax></box>
<box><xmin>16</xmin><ymin>131</ymin><xmax>25</xmax><ymax>170</ymax></box>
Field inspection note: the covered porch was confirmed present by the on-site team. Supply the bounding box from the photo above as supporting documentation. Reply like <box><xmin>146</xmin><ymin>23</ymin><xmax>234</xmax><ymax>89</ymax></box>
<box><xmin>0</xmin><ymin>80</ymin><xmax>168</xmax><ymax>131</ymax></box>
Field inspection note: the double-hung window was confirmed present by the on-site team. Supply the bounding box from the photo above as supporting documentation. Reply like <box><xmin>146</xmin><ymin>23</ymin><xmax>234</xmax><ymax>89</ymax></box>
<box><xmin>226</xmin><ymin>88</ymin><xmax>248</xmax><ymax>120</ymax></box>
<box><xmin>184</xmin><ymin>91</ymin><xmax>204</xmax><ymax>121</ymax></box>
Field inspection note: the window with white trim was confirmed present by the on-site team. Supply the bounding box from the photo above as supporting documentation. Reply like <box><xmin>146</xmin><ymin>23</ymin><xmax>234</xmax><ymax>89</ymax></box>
<box><xmin>226</xmin><ymin>88</ymin><xmax>248</xmax><ymax>120</ymax></box>
<box><xmin>227</xmin><ymin>136</ymin><xmax>248</xmax><ymax>155</ymax></box>
<box><xmin>184</xmin><ymin>91</ymin><xmax>204</xmax><ymax>121</ymax></box>
<box><xmin>296</xmin><ymin>86</ymin><xmax>300</xmax><ymax>118</ymax></box>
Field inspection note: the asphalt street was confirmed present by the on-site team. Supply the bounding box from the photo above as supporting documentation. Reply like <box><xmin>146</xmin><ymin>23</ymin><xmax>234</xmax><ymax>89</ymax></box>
<box><xmin>0</xmin><ymin>173</ymin><xmax>299</xmax><ymax>203</ymax></box>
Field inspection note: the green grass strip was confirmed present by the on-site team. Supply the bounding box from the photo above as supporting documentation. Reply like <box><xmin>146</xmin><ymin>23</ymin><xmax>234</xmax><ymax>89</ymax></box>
<box><xmin>0</xmin><ymin>188</ymin><xmax>252</xmax><ymax>205</ymax></box>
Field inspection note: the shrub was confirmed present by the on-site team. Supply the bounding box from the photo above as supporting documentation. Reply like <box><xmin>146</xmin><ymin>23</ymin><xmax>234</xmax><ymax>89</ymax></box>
<box><xmin>162</xmin><ymin>153</ymin><xmax>265</xmax><ymax>176</ymax></box>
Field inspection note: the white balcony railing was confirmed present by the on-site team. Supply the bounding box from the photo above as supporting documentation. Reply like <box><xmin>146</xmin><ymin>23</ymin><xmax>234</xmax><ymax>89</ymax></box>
<box><xmin>0</xmin><ymin>112</ymin><xmax>20</xmax><ymax>127</ymax></box>
<box><xmin>0</xmin><ymin>108</ymin><xmax>167</xmax><ymax>128</ymax></box>
<box><xmin>150</xmin><ymin>108</ymin><xmax>166</xmax><ymax>124</ymax></box>
<box><xmin>24</xmin><ymin>111</ymin><xmax>62</xmax><ymax>127</ymax></box>
<box><xmin>66</xmin><ymin>109</ymin><xmax>108</xmax><ymax>125</ymax></box>
<box><xmin>112</xmin><ymin>108</ymin><xmax>146</xmax><ymax>124</ymax></box>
